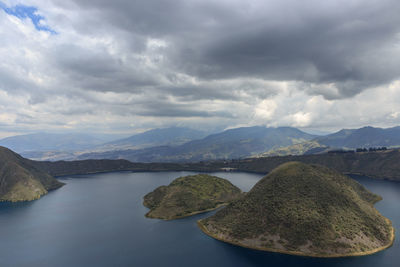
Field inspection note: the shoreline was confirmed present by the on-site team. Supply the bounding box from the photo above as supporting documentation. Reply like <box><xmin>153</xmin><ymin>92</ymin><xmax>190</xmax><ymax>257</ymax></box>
<box><xmin>145</xmin><ymin>203</ymin><xmax>228</xmax><ymax>221</ymax></box>
<box><xmin>197</xmin><ymin>218</ymin><xmax>395</xmax><ymax>258</ymax></box>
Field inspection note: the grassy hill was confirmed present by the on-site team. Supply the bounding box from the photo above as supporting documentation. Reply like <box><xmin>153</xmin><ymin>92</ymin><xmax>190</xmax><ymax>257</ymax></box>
<box><xmin>143</xmin><ymin>174</ymin><xmax>242</xmax><ymax>220</ymax></box>
<box><xmin>198</xmin><ymin>162</ymin><xmax>394</xmax><ymax>257</ymax></box>
<box><xmin>0</xmin><ymin>146</ymin><xmax>64</xmax><ymax>202</ymax></box>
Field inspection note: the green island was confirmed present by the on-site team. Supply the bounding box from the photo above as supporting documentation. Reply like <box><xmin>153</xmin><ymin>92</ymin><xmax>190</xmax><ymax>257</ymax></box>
<box><xmin>0</xmin><ymin>147</ymin><xmax>64</xmax><ymax>202</ymax></box>
<box><xmin>198</xmin><ymin>162</ymin><xmax>395</xmax><ymax>257</ymax></box>
<box><xmin>143</xmin><ymin>174</ymin><xmax>243</xmax><ymax>220</ymax></box>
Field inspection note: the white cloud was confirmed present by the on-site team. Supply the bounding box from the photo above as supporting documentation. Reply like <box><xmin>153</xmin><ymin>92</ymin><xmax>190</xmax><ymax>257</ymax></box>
<box><xmin>0</xmin><ymin>0</ymin><xmax>400</xmax><ymax>138</ymax></box>
<box><xmin>254</xmin><ymin>99</ymin><xmax>278</xmax><ymax>121</ymax></box>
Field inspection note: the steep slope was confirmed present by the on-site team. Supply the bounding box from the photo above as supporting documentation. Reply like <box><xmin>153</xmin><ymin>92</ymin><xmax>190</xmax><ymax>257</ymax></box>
<box><xmin>198</xmin><ymin>162</ymin><xmax>394</xmax><ymax>257</ymax></box>
<box><xmin>0</xmin><ymin>146</ymin><xmax>64</xmax><ymax>202</ymax></box>
<box><xmin>143</xmin><ymin>174</ymin><xmax>242</xmax><ymax>220</ymax></box>
<box><xmin>78</xmin><ymin>126</ymin><xmax>316</xmax><ymax>162</ymax></box>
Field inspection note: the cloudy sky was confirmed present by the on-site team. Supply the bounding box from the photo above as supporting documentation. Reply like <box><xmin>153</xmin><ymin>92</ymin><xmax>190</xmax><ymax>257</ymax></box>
<box><xmin>1</xmin><ymin>0</ymin><xmax>400</xmax><ymax>138</ymax></box>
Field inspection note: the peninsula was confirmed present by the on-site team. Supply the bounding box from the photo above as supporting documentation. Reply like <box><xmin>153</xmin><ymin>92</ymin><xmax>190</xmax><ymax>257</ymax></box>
<box><xmin>143</xmin><ymin>174</ymin><xmax>242</xmax><ymax>220</ymax></box>
<box><xmin>198</xmin><ymin>162</ymin><xmax>394</xmax><ymax>257</ymax></box>
<box><xmin>0</xmin><ymin>146</ymin><xmax>64</xmax><ymax>202</ymax></box>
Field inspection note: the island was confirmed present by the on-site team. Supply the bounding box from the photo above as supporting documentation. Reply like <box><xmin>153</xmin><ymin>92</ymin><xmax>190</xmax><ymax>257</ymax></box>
<box><xmin>198</xmin><ymin>162</ymin><xmax>395</xmax><ymax>257</ymax></box>
<box><xmin>143</xmin><ymin>174</ymin><xmax>243</xmax><ymax>220</ymax></box>
<box><xmin>0</xmin><ymin>146</ymin><xmax>64</xmax><ymax>202</ymax></box>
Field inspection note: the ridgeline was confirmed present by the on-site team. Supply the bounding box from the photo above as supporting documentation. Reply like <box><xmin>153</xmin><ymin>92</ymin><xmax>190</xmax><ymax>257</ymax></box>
<box><xmin>31</xmin><ymin>149</ymin><xmax>400</xmax><ymax>181</ymax></box>
<box><xmin>0</xmin><ymin>147</ymin><xmax>64</xmax><ymax>202</ymax></box>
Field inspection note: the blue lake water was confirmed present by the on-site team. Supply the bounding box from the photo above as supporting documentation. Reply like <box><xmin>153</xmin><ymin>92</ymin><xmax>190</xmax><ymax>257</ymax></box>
<box><xmin>0</xmin><ymin>171</ymin><xmax>398</xmax><ymax>267</ymax></box>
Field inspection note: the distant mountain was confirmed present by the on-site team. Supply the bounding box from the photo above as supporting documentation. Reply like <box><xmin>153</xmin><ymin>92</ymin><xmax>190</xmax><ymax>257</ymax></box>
<box><xmin>98</xmin><ymin>127</ymin><xmax>207</xmax><ymax>151</ymax></box>
<box><xmin>10</xmin><ymin>127</ymin><xmax>206</xmax><ymax>161</ymax></box>
<box><xmin>0</xmin><ymin>133</ymin><xmax>113</xmax><ymax>153</ymax></box>
<box><xmin>315</xmin><ymin>126</ymin><xmax>400</xmax><ymax>148</ymax></box>
<box><xmin>0</xmin><ymin>146</ymin><xmax>64</xmax><ymax>202</ymax></box>
<box><xmin>77</xmin><ymin>126</ymin><xmax>316</xmax><ymax>162</ymax></box>
<box><xmin>252</xmin><ymin>126</ymin><xmax>400</xmax><ymax>158</ymax></box>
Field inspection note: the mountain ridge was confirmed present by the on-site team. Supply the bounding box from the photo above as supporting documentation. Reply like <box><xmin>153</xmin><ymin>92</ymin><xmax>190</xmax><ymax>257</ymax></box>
<box><xmin>0</xmin><ymin>132</ymin><xmax>115</xmax><ymax>153</ymax></box>
<box><xmin>76</xmin><ymin>126</ymin><xmax>316</xmax><ymax>162</ymax></box>
<box><xmin>0</xmin><ymin>146</ymin><xmax>64</xmax><ymax>202</ymax></box>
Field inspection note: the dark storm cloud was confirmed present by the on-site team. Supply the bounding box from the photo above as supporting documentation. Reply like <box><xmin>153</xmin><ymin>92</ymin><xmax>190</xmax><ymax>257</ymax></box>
<box><xmin>54</xmin><ymin>0</ymin><xmax>400</xmax><ymax>99</ymax></box>
<box><xmin>170</xmin><ymin>1</ymin><xmax>400</xmax><ymax>98</ymax></box>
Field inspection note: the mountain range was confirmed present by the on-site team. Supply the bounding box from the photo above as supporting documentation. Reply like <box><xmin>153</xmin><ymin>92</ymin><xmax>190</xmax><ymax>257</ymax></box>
<box><xmin>2</xmin><ymin>125</ymin><xmax>400</xmax><ymax>162</ymax></box>
<box><xmin>97</xmin><ymin>127</ymin><xmax>207</xmax><ymax>151</ymax></box>
<box><xmin>0</xmin><ymin>128</ymin><xmax>207</xmax><ymax>161</ymax></box>
<box><xmin>76</xmin><ymin>126</ymin><xmax>316</xmax><ymax>162</ymax></box>
<box><xmin>315</xmin><ymin>126</ymin><xmax>400</xmax><ymax>148</ymax></box>
<box><xmin>257</xmin><ymin>126</ymin><xmax>400</xmax><ymax>157</ymax></box>
<box><xmin>0</xmin><ymin>133</ymin><xmax>118</xmax><ymax>153</ymax></box>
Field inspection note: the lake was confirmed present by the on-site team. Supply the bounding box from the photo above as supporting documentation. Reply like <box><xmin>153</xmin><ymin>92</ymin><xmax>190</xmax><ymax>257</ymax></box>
<box><xmin>0</xmin><ymin>171</ymin><xmax>398</xmax><ymax>267</ymax></box>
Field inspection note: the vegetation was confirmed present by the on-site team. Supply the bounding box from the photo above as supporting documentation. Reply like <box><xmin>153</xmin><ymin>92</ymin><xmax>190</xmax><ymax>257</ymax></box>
<box><xmin>14</xmin><ymin>126</ymin><xmax>400</xmax><ymax>162</ymax></box>
<box><xmin>32</xmin><ymin>148</ymin><xmax>400</xmax><ymax>181</ymax></box>
<box><xmin>198</xmin><ymin>162</ymin><xmax>394</xmax><ymax>257</ymax></box>
<box><xmin>75</xmin><ymin>126</ymin><xmax>316</xmax><ymax>162</ymax></box>
<box><xmin>315</xmin><ymin>126</ymin><xmax>400</xmax><ymax>148</ymax></box>
<box><xmin>254</xmin><ymin>141</ymin><xmax>327</xmax><ymax>157</ymax></box>
<box><xmin>143</xmin><ymin>174</ymin><xmax>242</xmax><ymax>220</ymax></box>
<box><xmin>0</xmin><ymin>146</ymin><xmax>64</xmax><ymax>202</ymax></box>
<box><xmin>356</xmin><ymin>147</ymin><xmax>388</xmax><ymax>152</ymax></box>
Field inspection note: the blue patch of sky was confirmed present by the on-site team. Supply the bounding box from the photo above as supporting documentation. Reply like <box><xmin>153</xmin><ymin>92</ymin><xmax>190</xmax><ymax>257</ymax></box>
<box><xmin>0</xmin><ymin>2</ymin><xmax>56</xmax><ymax>34</ymax></box>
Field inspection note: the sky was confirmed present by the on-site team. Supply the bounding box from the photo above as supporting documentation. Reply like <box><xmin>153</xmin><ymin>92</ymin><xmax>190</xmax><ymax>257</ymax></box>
<box><xmin>0</xmin><ymin>0</ymin><xmax>400</xmax><ymax>138</ymax></box>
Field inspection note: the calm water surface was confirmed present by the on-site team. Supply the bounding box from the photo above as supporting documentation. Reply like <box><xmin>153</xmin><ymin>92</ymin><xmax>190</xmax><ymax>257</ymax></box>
<box><xmin>0</xmin><ymin>171</ymin><xmax>398</xmax><ymax>267</ymax></box>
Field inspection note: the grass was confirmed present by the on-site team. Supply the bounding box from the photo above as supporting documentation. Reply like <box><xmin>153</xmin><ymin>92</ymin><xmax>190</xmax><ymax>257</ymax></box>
<box><xmin>0</xmin><ymin>146</ymin><xmax>64</xmax><ymax>202</ymax></box>
<box><xmin>199</xmin><ymin>162</ymin><xmax>394</xmax><ymax>256</ymax></box>
<box><xmin>143</xmin><ymin>174</ymin><xmax>242</xmax><ymax>220</ymax></box>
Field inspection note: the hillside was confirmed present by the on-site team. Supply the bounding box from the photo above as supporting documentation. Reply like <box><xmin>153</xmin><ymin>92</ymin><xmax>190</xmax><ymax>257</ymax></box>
<box><xmin>22</xmin><ymin>126</ymin><xmax>400</xmax><ymax>162</ymax></box>
<box><xmin>0</xmin><ymin>133</ymin><xmax>114</xmax><ymax>153</ymax></box>
<box><xmin>0</xmin><ymin>146</ymin><xmax>64</xmax><ymax>202</ymax></box>
<box><xmin>198</xmin><ymin>162</ymin><xmax>394</xmax><ymax>257</ymax></box>
<box><xmin>77</xmin><ymin>126</ymin><xmax>316</xmax><ymax>162</ymax></box>
<box><xmin>10</xmin><ymin>128</ymin><xmax>205</xmax><ymax>161</ymax></box>
<box><xmin>253</xmin><ymin>126</ymin><xmax>400</xmax><ymax>158</ymax></box>
<box><xmin>143</xmin><ymin>174</ymin><xmax>242</xmax><ymax>220</ymax></box>
<box><xmin>231</xmin><ymin>149</ymin><xmax>400</xmax><ymax>181</ymax></box>
<box><xmin>254</xmin><ymin>141</ymin><xmax>328</xmax><ymax>157</ymax></box>
<box><xmin>315</xmin><ymin>126</ymin><xmax>400</xmax><ymax>149</ymax></box>
<box><xmin>30</xmin><ymin>149</ymin><xmax>400</xmax><ymax>181</ymax></box>
<box><xmin>99</xmin><ymin>127</ymin><xmax>207</xmax><ymax>151</ymax></box>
